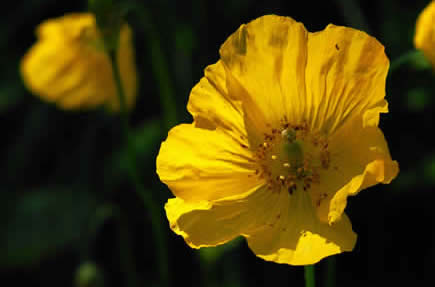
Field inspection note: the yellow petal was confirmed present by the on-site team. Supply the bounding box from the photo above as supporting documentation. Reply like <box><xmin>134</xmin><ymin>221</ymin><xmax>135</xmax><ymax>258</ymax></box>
<box><xmin>305</xmin><ymin>24</ymin><xmax>389</xmax><ymax>135</ymax></box>
<box><xmin>246</xmin><ymin>186</ymin><xmax>356</xmax><ymax>265</ymax></box>
<box><xmin>54</xmin><ymin>44</ymin><xmax>114</xmax><ymax>109</ymax></box>
<box><xmin>414</xmin><ymin>1</ymin><xmax>435</xmax><ymax>67</ymax></box>
<box><xmin>156</xmin><ymin>124</ymin><xmax>262</xmax><ymax>201</ymax></box>
<box><xmin>314</xmin><ymin>114</ymin><xmax>399</xmax><ymax>224</ymax></box>
<box><xmin>21</xmin><ymin>39</ymin><xmax>81</xmax><ymax>101</ymax></box>
<box><xmin>187</xmin><ymin>61</ymin><xmax>246</xmax><ymax>139</ymax></box>
<box><xmin>219</xmin><ymin>15</ymin><xmax>309</xmax><ymax>128</ymax></box>
<box><xmin>362</xmin><ymin>98</ymin><xmax>388</xmax><ymax>128</ymax></box>
<box><xmin>165</xmin><ymin>185</ymin><xmax>281</xmax><ymax>248</ymax></box>
<box><xmin>187</xmin><ymin>59</ymin><xmax>268</xmax><ymax>149</ymax></box>
<box><xmin>36</xmin><ymin>13</ymin><xmax>95</xmax><ymax>40</ymax></box>
<box><xmin>57</xmin><ymin>59</ymin><xmax>112</xmax><ymax>109</ymax></box>
<box><xmin>219</xmin><ymin>15</ymin><xmax>388</xmax><ymax>137</ymax></box>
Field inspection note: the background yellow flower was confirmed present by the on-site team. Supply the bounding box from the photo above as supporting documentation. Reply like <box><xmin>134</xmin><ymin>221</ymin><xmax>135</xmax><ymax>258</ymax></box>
<box><xmin>20</xmin><ymin>13</ymin><xmax>137</xmax><ymax>112</ymax></box>
<box><xmin>414</xmin><ymin>1</ymin><xmax>435</xmax><ymax>67</ymax></box>
<box><xmin>157</xmin><ymin>15</ymin><xmax>398</xmax><ymax>265</ymax></box>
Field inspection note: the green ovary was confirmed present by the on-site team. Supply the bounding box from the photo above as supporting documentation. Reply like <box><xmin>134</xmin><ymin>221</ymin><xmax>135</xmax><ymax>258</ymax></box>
<box><xmin>282</xmin><ymin>139</ymin><xmax>304</xmax><ymax>167</ymax></box>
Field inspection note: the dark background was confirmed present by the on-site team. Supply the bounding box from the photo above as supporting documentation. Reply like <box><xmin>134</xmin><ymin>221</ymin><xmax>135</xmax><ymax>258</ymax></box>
<box><xmin>0</xmin><ymin>0</ymin><xmax>433</xmax><ymax>286</ymax></box>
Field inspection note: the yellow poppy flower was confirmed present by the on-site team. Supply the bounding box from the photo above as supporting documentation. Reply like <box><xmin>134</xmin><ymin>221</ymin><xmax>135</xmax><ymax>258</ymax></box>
<box><xmin>157</xmin><ymin>15</ymin><xmax>399</xmax><ymax>265</ymax></box>
<box><xmin>415</xmin><ymin>1</ymin><xmax>435</xmax><ymax>67</ymax></box>
<box><xmin>21</xmin><ymin>13</ymin><xmax>137</xmax><ymax>111</ymax></box>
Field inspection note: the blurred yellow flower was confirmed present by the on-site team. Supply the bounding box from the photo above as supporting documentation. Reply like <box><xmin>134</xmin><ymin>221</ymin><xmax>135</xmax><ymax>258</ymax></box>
<box><xmin>415</xmin><ymin>1</ymin><xmax>435</xmax><ymax>67</ymax></box>
<box><xmin>21</xmin><ymin>13</ymin><xmax>137</xmax><ymax>111</ymax></box>
<box><xmin>156</xmin><ymin>15</ymin><xmax>398</xmax><ymax>265</ymax></box>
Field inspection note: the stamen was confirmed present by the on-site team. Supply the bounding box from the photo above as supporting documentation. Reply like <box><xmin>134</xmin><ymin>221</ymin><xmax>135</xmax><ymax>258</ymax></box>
<box><xmin>254</xmin><ymin>118</ymin><xmax>330</xmax><ymax>195</ymax></box>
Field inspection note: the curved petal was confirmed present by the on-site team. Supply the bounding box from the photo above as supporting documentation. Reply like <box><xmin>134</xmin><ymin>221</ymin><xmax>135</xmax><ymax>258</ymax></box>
<box><xmin>165</xmin><ymin>185</ymin><xmax>282</xmax><ymax>248</ymax></box>
<box><xmin>188</xmin><ymin>59</ymin><xmax>269</xmax><ymax>149</ymax></box>
<box><xmin>313</xmin><ymin>114</ymin><xmax>398</xmax><ymax>224</ymax></box>
<box><xmin>246</xmin><ymin>187</ymin><xmax>356</xmax><ymax>265</ymax></box>
<box><xmin>36</xmin><ymin>13</ymin><xmax>95</xmax><ymax>40</ymax></box>
<box><xmin>156</xmin><ymin>124</ymin><xmax>263</xmax><ymax>201</ymax></box>
<box><xmin>187</xmin><ymin>60</ymin><xmax>247</xmax><ymax>140</ymax></box>
<box><xmin>305</xmin><ymin>24</ymin><xmax>389</xmax><ymax>135</ymax></box>
<box><xmin>57</xmin><ymin>47</ymin><xmax>114</xmax><ymax>109</ymax></box>
<box><xmin>219</xmin><ymin>15</ymin><xmax>309</xmax><ymax>128</ymax></box>
<box><xmin>21</xmin><ymin>38</ymin><xmax>84</xmax><ymax>102</ymax></box>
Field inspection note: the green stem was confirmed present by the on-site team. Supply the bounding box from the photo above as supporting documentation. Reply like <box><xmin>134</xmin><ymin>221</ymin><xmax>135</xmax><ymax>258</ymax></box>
<box><xmin>325</xmin><ymin>257</ymin><xmax>336</xmax><ymax>287</ymax></box>
<box><xmin>109</xmin><ymin>49</ymin><xmax>169</xmax><ymax>287</ymax></box>
<box><xmin>131</xmin><ymin>3</ymin><xmax>178</xmax><ymax>131</ymax></box>
<box><xmin>116</xmin><ymin>207</ymin><xmax>140</xmax><ymax>287</ymax></box>
<box><xmin>304</xmin><ymin>265</ymin><xmax>316</xmax><ymax>287</ymax></box>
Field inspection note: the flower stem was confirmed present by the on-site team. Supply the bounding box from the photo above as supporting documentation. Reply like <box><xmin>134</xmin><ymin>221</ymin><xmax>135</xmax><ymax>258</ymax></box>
<box><xmin>116</xmin><ymin>207</ymin><xmax>140</xmax><ymax>287</ymax></box>
<box><xmin>109</xmin><ymin>49</ymin><xmax>169</xmax><ymax>287</ymax></box>
<box><xmin>132</xmin><ymin>3</ymin><xmax>177</xmax><ymax>131</ymax></box>
<box><xmin>325</xmin><ymin>256</ymin><xmax>336</xmax><ymax>287</ymax></box>
<box><xmin>304</xmin><ymin>265</ymin><xmax>316</xmax><ymax>287</ymax></box>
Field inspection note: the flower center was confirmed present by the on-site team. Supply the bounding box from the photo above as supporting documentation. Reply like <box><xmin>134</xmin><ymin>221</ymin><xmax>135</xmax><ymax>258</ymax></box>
<box><xmin>254</xmin><ymin>119</ymin><xmax>330</xmax><ymax>195</ymax></box>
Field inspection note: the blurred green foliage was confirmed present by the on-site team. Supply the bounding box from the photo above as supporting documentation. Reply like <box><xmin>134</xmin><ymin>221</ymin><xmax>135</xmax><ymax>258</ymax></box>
<box><xmin>0</xmin><ymin>72</ymin><xmax>26</xmax><ymax>113</ymax></box>
<box><xmin>107</xmin><ymin>119</ymin><xmax>162</xmax><ymax>187</ymax></box>
<box><xmin>406</xmin><ymin>87</ymin><xmax>430</xmax><ymax>112</ymax></box>
<box><xmin>0</xmin><ymin>187</ymin><xmax>96</xmax><ymax>267</ymax></box>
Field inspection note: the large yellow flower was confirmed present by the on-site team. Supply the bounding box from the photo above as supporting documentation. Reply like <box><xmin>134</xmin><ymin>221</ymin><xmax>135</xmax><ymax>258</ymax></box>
<box><xmin>21</xmin><ymin>13</ymin><xmax>137</xmax><ymax>111</ymax></box>
<box><xmin>415</xmin><ymin>1</ymin><xmax>435</xmax><ymax>67</ymax></box>
<box><xmin>157</xmin><ymin>15</ymin><xmax>398</xmax><ymax>265</ymax></box>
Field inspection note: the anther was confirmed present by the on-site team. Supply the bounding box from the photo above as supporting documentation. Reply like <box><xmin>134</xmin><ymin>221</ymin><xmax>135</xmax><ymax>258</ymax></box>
<box><xmin>287</xmin><ymin>182</ymin><xmax>296</xmax><ymax>195</ymax></box>
<box><xmin>283</xmin><ymin>163</ymin><xmax>290</xmax><ymax>168</ymax></box>
<box><xmin>279</xmin><ymin>175</ymin><xmax>285</xmax><ymax>181</ymax></box>
<box><xmin>271</xmin><ymin>155</ymin><xmax>277</xmax><ymax>160</ymax></box>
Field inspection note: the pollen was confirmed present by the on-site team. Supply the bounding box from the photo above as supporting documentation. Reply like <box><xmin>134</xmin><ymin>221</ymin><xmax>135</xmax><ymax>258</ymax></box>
<box><xmin>254</xmin><ymin>119</ymin><xmax>330</xmax><ymax>195</ymax></box>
